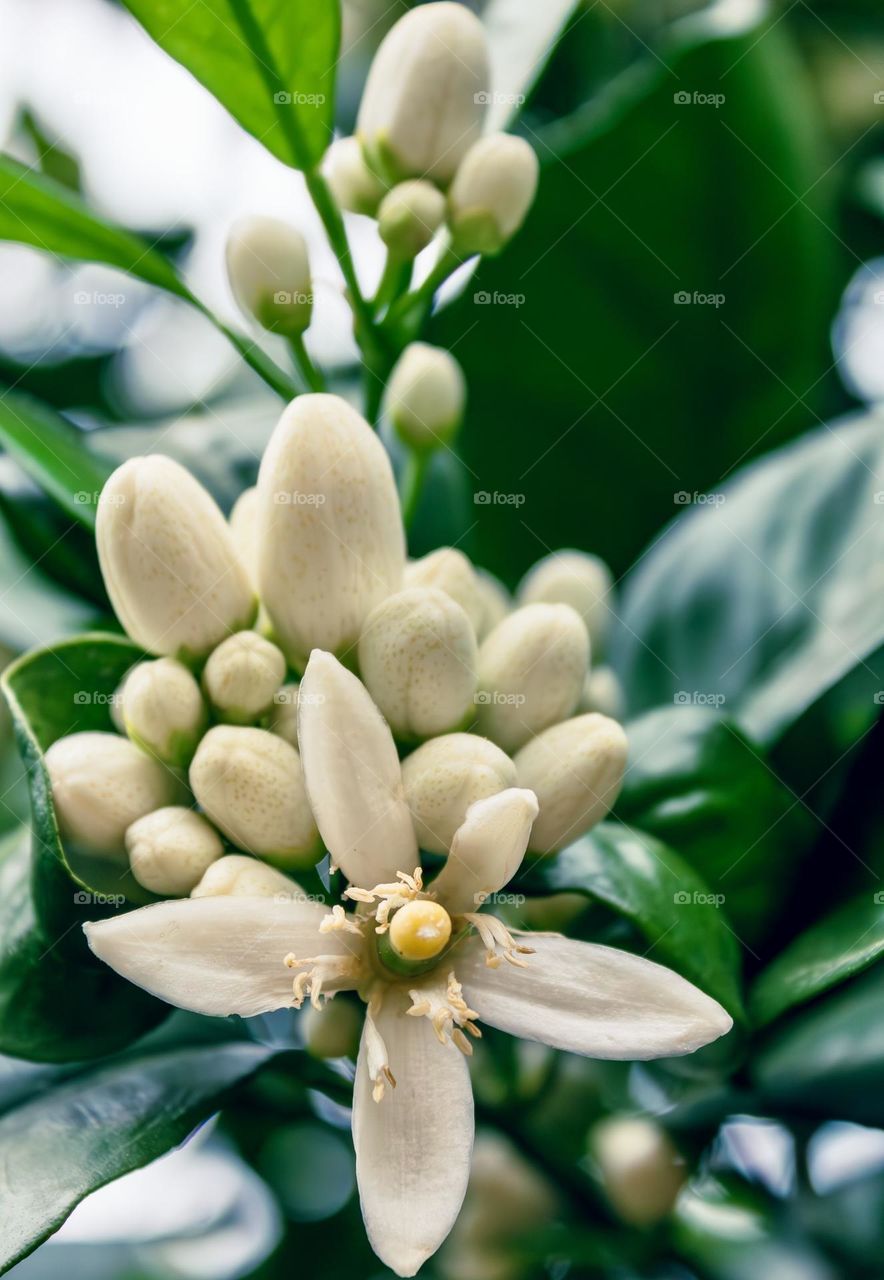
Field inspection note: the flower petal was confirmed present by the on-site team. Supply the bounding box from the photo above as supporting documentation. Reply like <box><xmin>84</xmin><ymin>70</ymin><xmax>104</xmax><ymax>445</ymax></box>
<box><xmin>431</xmin><ymin>788</ymin><xmax>538</xmax><ymax>916</ymax></box>
<box><xmin>84</xmin><ymin>897</ymin><xmax>358</xmax><ymax>1018</ymax></box>
<box><xmin>458</xmin><ymin>934</ymin><xmax>733</xmax><ymax>1059</ymax></box>
<box><xmin>353</xmin><ymin>987</ymin><xmax>474</xmax><ymax>1276</ymax></box>
<box><xmin>298</xmin><ymin>650</ymin><xmax>418</xmax><ymax>885</ymax></box>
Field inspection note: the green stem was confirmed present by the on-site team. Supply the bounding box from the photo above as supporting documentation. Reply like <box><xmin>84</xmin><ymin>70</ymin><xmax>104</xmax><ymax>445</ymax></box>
<box><xmin>399</xmin><ymin>449</ymin><xmax>431</xmax><ymax>530</ymax></box>
<box><xmin>288</xmin><ymin>333</ymin><xmax>325</xmax><ymax>392</ymax></box>
<box><xmin>372</xmin><ymin>251</ymin><xmax>412</xmax><ymax>317</ymax></box>
<box><xmin>384</xmin><ymin>240</ymin><xmax>468</xmax><ymax>341</ymax></box>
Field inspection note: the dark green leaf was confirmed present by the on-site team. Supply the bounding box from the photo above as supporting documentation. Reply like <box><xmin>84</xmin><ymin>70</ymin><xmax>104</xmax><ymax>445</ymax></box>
<box><xmin>481</xmin><ymin>0</ymin><xmax>581</xmax><ymax>129</ymax></box>
<box><xmin>750</xmin><ymin>892</ymin><xmax>884</xmax><ymax>1027</ymax></box>
<box><xmin>120</xmin><ymin>0</ymin><xmax>340</xmax><ymax>170</ymax></box>
<box><xmin>0</xmin><ymin>505</ymin><xmax>99</xmax><ymax>653</ymax></box>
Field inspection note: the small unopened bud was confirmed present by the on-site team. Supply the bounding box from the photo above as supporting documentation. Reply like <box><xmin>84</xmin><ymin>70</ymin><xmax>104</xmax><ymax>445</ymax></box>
<box><xmin>517</xmin><ymin>550</ymin><xmax>613</xmax><ymax>653</ymax></box>
<box><xmin>256</xmin><ymin>394</ymin><xmax>405</xmax><ymax>666</ymax></box>
<box><xmin>191</xmin><ymin>853</ymin><xmax>301</xmax><ymax>899</ymax></box>
<box><xmin>126</xmin><ymin>806</ymin><xmax>223</xmax><ymax>897</ymax></box>
<box><xmin>475</xmin><ymin>569</ymin><xmax>511</xmax><ymax>639</ymax></box>
<box><xmin>266</xmin><ymin>682</ymin><xmax>300</xmax><ymax>746</ymax></box>
<box><xmin>400</xmin><ymin>732</ymin><xmax>516</xmax><ymax>854</ymax></box>
<box><xmin>358</xmin><ymin>587</ymin><xmax>477</xmax><ymax>741</ymax></box>
<box><xmin>189</xmin><ymin>726</ymin><xmax>320</xmax><ymax>869</ymax></box>
<box><xmin>202</xmin><ymin>631</ymin><xmax>286</xmax><ymax>724</ymax></box>
<box><xmin>229</xmin><ymin>486</ymin><xmax>259</xmax><ymax>589</ymax></box>
<box><xmin>448</xmin><ymin>133</ymin><xmax>539</xmax><ymax>256</ymax></box>
<box><xmin>404</xmin><ymin>547</ymin><xmax>485</xmax><ymax>635</ymax></box>
<box><xmin>357</xmin><ymin>2</ymin><xmax>489</xmax><ymax>185</ymax></box>
<box><xmin>388</xmin><ymin>899</ymin><xmax>452</xmax><ymax>962</ymax></box>
<box><xmin>97</xmin><ymin>456</ymin><xmax>255</xmax><ymax>660</ymax></box>
<box><xmin>378</xmin><ymin>180</ymin><xmax>445</xmax><ymax>259</ymax></box>
<box><xmin>323</xmin><ymin>136</ymin><xmax>386</xmax><ymax>216</ymax></box>
<box><xmin>45</xmin><ymin>731</ymin><xmax>180</xmax><ymax>861</ymax></box>
<box><xmin>119</xmin><ymin>657</ymin><xmax>207</xmax><ymax>767</ymax></box>
<box><xmin>386</xmin><ymin>343</ymin><xmax>465</xmax><ymax>451</ymax></box>
<box><xmin>514</xmin><ymin>712</ymin><xmax>627</xmax><ymax>853</ymax></box>
<box><xmin>580</xmin><ymin>666</ymin><xmax>624</xmax><ymax>720</ymax></box>
<box><xmin>302</xmin><ymin>998</ymin><xmax>363</xmax><ymax>1060</ymax></box>
<box><xmin>591</xmin><ymin>1117</ymin><xmax>686</xmax><ymax>1227</ymax></box>
<box><xmin>225</xmin><ymin>215</ymin><xmax>312</xmax><ymax>336</ymax></box>
<box><xmin>477</xmin><ymin>604</ymin><xmax>589</xmax><ymax>751</ymax></box>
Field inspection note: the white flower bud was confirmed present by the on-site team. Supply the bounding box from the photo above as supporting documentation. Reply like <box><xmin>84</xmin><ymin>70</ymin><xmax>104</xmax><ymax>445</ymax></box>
<box><xmin>514</xmin><ymin>712</ymin><xmax>628</xmax><ymax>853</ymax></box>
<box><xmin>580</xmin><ymin>665</ymin><xmax>624</xmax><ymax>720</ymax></box>
<box><xmin>266</xmin><ymin>681</ymin><xmax>300</xmax><ymax>746</ymax></box>
<box><xmin>404</xmin><ymin>547</ymin><xmax>484</xmax><ymax>635</ymax></box>
<box><xmin>323</xmin><ymin>135</ymin><xmax>386</xmax><ymax>216</ymax></box>
<box><xmin>126</xmin><ymin>806</ymin><xmax>223</xmax><ymax>897</ymax></box>
<box><xmin>591</xmin><ymin>1117</ymin><xmax>685</xmax><ymax>1227</ymax></box>
<box><xmin>189</xmin><ymin>726</ymin><xmax>320</xmax><ymax>869</ymax></box>
<box><xmin>386</xmin><ymin>343</ymin><xmax>465</xmax><ymax>451</ymax></box>
<box><xmin>448</xmin><ymin>133</ymin><xmax>539</xmax><ymax>255</ymax></box>
<box><xmin>378</xmin><ymin>180</ymin><xmax>445</xmax><ymax>259</ymax></box>
<box><xmin>358</xmin><ymin>587</ymin><xmax>477</xmax><ymax>740</ymax></box>
<box><xmin>229</xmin><ymin>486</ymin><xmax>259</xmax><ymax>589</ymax></box>
<box><xmin>357</xmin><ymin>2</ymin><xmax>489</xmax><ymax>185</ymax></box>
<box><xmin>517</xmin><ymin>550</ymin><xmax>613</xmax><ymax>653</ymax></box>
<box><xmin>401</xmin><ymin>732</ymin><xmax>516</xmax><ymax>854</ymax></box>
<box><xmin>119</xmin><ymin>657</ymin><xmax>207</xmax><ymax>767</ymax></box>
<box><xmin>477</xmin><ymin>604</ymin><xmax>589</xmax><ymax>752</ymax></box>
<box><xmin>225</xmin><ymin>215</ymin><xmax>312</xmax><ymax>336</ymax></box>
<box><xmin>256</xmin><ymin>394</ymin><xmax>405</xmax><ymax>666</ymax></box>
<box><xmin>97</xmin><ymin>456</ymin><xmax>256</xmax><ymax>660</ymax></box>
<box><xmin>45</xmin><ymin>731</ymin><xmax>180</xmax><ymax>861</ymax></box>
<box><xmin>202</xmin><ymin>631</ymin><xmax>286</xmax><ymax>724</ymax></box>
<box><xmin>191</xmin><ymin>853</ymin><xmax>302</xmax><ymax>900</ymax></box>
<box><xmin>302</xmin><ymin>998</ymin><xmax>363</xmax><ymax>1060</ymax></box>
<box><xmin>475</xmin><ymin>569</ymin><xmax>510</xmax><ymax>639</ymax></box>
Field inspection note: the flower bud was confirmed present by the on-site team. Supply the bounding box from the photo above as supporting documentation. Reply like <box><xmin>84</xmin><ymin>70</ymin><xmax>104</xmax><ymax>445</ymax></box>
<box><xmin>302</xmin><ymin>998</ymin><xmax>363</xmax><ymax>1060</ymax></box>
<box><xmin>191</xmin><ymin>853</ymin><xmax>302</xmax><ymax>900</ymax></box>
<box><xmin>385</xmin><ymin>343</ymin><xmax>465</xmax><ymax>451</ymax></box>
<box><xmin>202</xmin><ymin>631</ymin><xmax>287</xmax><ymax>723</ymax></box>
<box><xmin>119</xmin><ymin>657</ymin><xmax>207</xmax><ymax>767</ymax></box>
<box><xmin>378</xmin><ymin>180</ymin><xmax>445</xmax><ymax>259</ymax></box>
<box><xmin>323</xmin><ymin>135</ymin><xmax>386</xmax><ymax>216</ymax></box>
<box><xmin>400</xmin><ymin>732</ymin><xmax>516</xmax><ymax>854</ymax></box>
<box><xmin>475</xmin><ymin>569</ymin><xmax>510</xmax><ymax>639</ymax></box>
<box><xmin>591</xmin><ymin>1117</ymin><xmax>685</xmax><ymax>1227</ymax></box>
<box><xmin>517</xmin><ymin>550</ymin><xmax>613</xmax><ymax>654</ymax></box>
<box><xmin>97</xmin><ymin>456</ymin><xmax>256</xmax><ymax>660</ymax></box>
<box><xmin>358</xmin><ymin>587</ymin><xmax>477</xmax><ymax>740</ymax></box>
<box><xmin>126</xmin><ymin>806</ymin><xmax>223</xmax><ymax>897</ymax></box>
<box><xmin>476</xmin><ymin>604</ymin><xmax>589</xmax><ymax>752</ymax></box>
<box><xmin>225</xmin><ymin>214</ymin><xmax>312</xmax><ymax>336</ymax></box>
<box><xmin>448</xmin><ymin>133</ymin><xmax>539</xmax><ymax>255</ymax></box>
<box><xmin>266</xmin><ymin>681</ymin><xmax>300</xmax><ymax>746</ymax></box>
<box><xmin>357</xmin><ymin>2</ymin><xmax>489</xmax><ymax>185</ymax></box>
<box><xmin>580</xmin><ymin>665</ymin><xmax>624</xmax><ymax>720</ymax></box>
<box><xmin>45</xmin><ymin>731</ymin><xmax>180</xmax><ymax>861</ymax></box>
<box><xmin>514</xmin><ymin>712</ymin><xmax>627</xmax><ymax>853</ymax></box>
<box><xmin>229</xmin><ymin>486</ymin><xmax>259</xmax><ymax>589</ymax></box>
<box><xmin>256</xmin><ymin>394</ymin><xmax>405</xmax><ymax>666</ymax></box>
<box><xmin>189</xmin><ymin>726</ymin><xmax>320</xmax><ymax>869</ymax></box>
<box><xmin>404</xmin><ymin>547</ymin><xmax>484</xmax><ymax>635</ymax></box>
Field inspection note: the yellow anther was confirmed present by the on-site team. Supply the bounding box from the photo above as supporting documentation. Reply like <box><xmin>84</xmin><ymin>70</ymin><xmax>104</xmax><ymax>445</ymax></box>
<box><xmin>388</xmin><ymin>900</ymin><xmax>452</xmax><ymax>962</ymax></box>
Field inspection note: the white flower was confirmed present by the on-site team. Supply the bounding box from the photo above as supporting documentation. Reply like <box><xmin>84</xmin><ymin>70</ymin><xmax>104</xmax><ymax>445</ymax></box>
<box><xmin>386</xmin><ymin>343</ymin><xmax>466</xmax><ymax>451</ymax></box>
<box><xmin>85</xmin><ymin>653</ymin><xmax>731</xmax><ymax>1276</ymax></box>
<box><xmin>202</xmin><ymin>631</ymin><xmax>287</xmax><ymax>723</ymax></box>
<box><xmin>517</xmin><ymin>550</ymin><xmax>613</xmax><ymax>654</ymax></box>
<box><xmin>323</xmin><ymin>136</ymin><xmax>387</xmax><ymax>216</ymax></box>
<box><xmin>448</xmin><ymin>134</ymin><xmax>539</xmax><ymax>256</ymax></box>
<box><xmin>225</xmin><ymin>215</ymin><xmax>312</xmax><ymax>336</ymax></box>
<box><xmin>378</xmin><ymin>181</ymin><xmax>446</xmax><ymax>259</ymax></box>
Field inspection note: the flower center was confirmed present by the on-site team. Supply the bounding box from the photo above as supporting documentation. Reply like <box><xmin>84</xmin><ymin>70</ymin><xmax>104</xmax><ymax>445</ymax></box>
<box><xmin>388</xmin><ymin>900</ymin><xmax>452</xmax><ymax>962</ymax></box>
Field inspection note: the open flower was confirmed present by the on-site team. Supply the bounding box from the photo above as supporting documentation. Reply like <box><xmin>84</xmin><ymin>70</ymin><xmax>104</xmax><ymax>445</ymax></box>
<box><xmin>84</xmin><ymin>652</ymin><xmax>731</xmax><ymax>1276</ymax></box>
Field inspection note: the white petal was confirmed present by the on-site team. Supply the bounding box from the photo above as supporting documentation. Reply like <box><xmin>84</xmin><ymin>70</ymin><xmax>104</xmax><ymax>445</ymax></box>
<box><xmin>432</xmin><ymin>788</ymin><xmax>538</xmax><ymax>916</ymax></box>
<box><xmin>458</xmin><ymin>934</ymin><xmax>733</xmax><ymax>1059</ymax></box>
<box><xmin>353</xmin><ymin>988</ymin><xmax>474</xmax><ymax>1276</ymax></box>
<box><xmin>298</xmin><ymin>651</ymin><xmax>418</xmax><ymax>885</ymax></box>
<box><xmin>84</xmin><ymin>897</ymin><xmax>356</xmax><ymax>1018</ymax></box>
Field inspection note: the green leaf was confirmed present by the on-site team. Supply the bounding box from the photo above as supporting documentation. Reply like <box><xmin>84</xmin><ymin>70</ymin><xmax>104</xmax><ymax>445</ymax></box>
<box><xmin>482</xmin><ymin>0</ymin><xmax>581</xmax><ymax>129</ymax></box>
<box><xmin>616</xmin><ymin>707</ymin><xmax>810</xmax><ymax>942</ymax></box>
<box><xmin>613</xmin><ymin>410</ymin><xmax>884</xmax><ymax>750</ymax></box>
<box><xmin>432</xmin><ymin>5</ymin><xmax>834</xmax><ymax>584</ymax></box>
<box><xmin>750</xmin><ymin>892</ymin><xmax>884</xmax><ymax>1028</ymax></box>
<box><xmin>536</xmin><ymin>821</ymin><xmax>744</xmax><ymax>1019</ymax></box>
<box><xmin>0</xmin><ymin>1035</ymin><xmax>277</xmax><ymax>1272</ymax></box>
<box><xmin>0</xmin><ymin>503</ymin><xmax>99</xmax><ymax>653</ymax></box>
<box><xmin>120</xmin><ymin>0</ymin><xmax>340</xmax><ymax>170</ymax></box>
<box><xmin>0</xmin><ymin>390</ymin><xmax>114</xmax><ymax>529</ymax></box>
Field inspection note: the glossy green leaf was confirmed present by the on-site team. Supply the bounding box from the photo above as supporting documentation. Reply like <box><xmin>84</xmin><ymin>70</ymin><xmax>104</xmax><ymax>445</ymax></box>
<box><xmin>613</xmin><ymin>411</ymin><xmax>884</xmax><ymax>749</ymax></box>
<box><xmin>482</xmin><ymin>0</ymin><xmax>581</xmax><ymax>129</ymax></box>
<box><xmin>536</xmin><ymin>821</ymin><xmax>744</xmax><ymax>1019</ymax></box>
<box><xmin>0</xmin><ymin>504</ymin><xmax>99</xmax><ymax>653</ymax></box>
<box><xmin>0</xmin><ymin>1035</ymin><xmax>277</xmax><ymax>1272</ymax></box>
<box><xmin>750</xmin><ymin>892</ymin><xmax>884</xmax><ymax>1028</ymax></box>
<box><xmin>432</xmin><ymin>5</ymin><xmax>833</xmax><ymax>584</ymax></box>
<box><xmin>121</xmin><ymin>0</ymin><xmax>339</xmax><ymax>170</ymax></box>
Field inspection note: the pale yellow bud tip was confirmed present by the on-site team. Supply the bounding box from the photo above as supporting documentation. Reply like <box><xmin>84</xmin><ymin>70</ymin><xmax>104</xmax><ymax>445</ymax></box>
<box><xmin>388</xmin><ymin>900</ymin><xmax>452</xmax><ymax>961</ymax></box>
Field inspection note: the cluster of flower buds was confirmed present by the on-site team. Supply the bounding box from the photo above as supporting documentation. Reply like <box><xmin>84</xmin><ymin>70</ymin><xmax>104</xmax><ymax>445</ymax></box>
<box><xmin>46</xmin><ymin>391</ymin><xmax>626</xmax><ymax>906</ymax></box>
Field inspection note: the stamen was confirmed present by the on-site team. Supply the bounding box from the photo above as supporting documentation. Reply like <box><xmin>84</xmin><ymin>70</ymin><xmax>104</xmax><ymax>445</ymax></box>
<box><xmin>406</xmin><ymin>970</ymin><xmax>481</xmax><ymax>1056</ymax></box>
<box><xmin>319</xmin><ymin>904</ymin><xmax>364</xmax><ymax>936</ymax></box>
<box><xmin>462</xmin><ymin>912</ymin><xmax>535</xmax><ymax>968</ymax></box>
<box><xmin>343</xmin><ymin>866</ymin><xmax>430</xmax><ymax>935</ymax></box>
<box><xmin>283</xmin><ymin>952</ymin><xmax>362</xmax><ymax>1009</ymax></box>
<box><xmin>364</xmin><ymin>987</ymin><xmax>397</xmax><ymax>1102</ymax></box>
